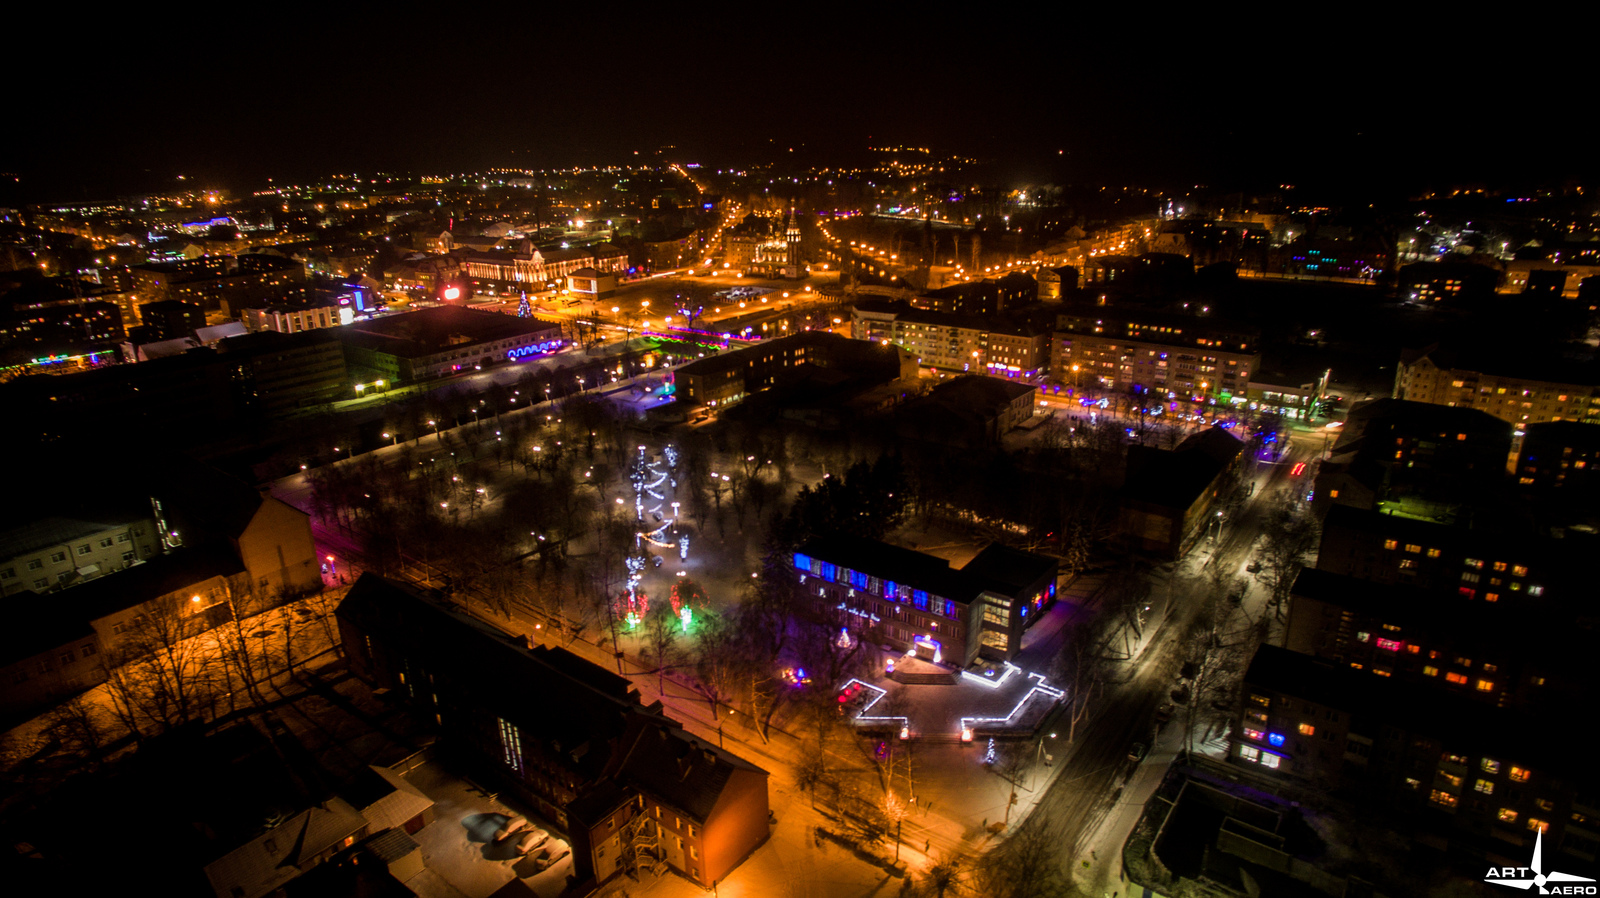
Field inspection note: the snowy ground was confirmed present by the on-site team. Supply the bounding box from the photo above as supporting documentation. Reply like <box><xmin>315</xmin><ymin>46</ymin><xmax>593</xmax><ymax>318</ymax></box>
<box><xmin>404</xmin><ymin>760</ymin><xmax>575</xmax><ymax>898</ymax></box>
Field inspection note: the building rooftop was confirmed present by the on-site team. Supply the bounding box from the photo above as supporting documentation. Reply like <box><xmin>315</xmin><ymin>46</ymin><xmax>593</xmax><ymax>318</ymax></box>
<box><xmin>614</xmin><ymin>723</ymin><xmax>764</xmax><ymax>823</ymax></box>
<box><xmin>796</xmin><ymin>534</ymin><xmax>1054</xmax><ymax>604</ymax></box>
<box><xmin>339</xmin><ymin>306</ymin><xmax>559</xmax><ymax>359</ymax></box>
<box><xmin>1121</xmin><ymin>426</ymin><xmax>1242</xmax><ymax>510</ymax></box>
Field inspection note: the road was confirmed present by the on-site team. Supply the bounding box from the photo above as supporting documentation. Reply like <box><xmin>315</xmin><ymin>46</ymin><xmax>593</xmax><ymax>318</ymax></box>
<box><xmin>1013</xmin><ymin>436</ymin><xmax>1311</xmax><ymax>867</ymax></box>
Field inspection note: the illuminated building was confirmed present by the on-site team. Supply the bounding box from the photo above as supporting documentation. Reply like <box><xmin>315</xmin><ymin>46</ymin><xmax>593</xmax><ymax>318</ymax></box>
<box><xmin>1051</xmin><ymin>306</ymin><xmax>1260</xmax><ymax>406</ymax></box>
<box><xmin>1284</xmin><ymin>568</ymin><xmax>1583</xmax><ymax>711</ymax></box>
<box><xmin>1232</xmin><ymin>644</ymin><xmax>1598</xmax><ymax>869</ymax></box>
<box><xmin>792</xmin><ymin>536</ymin><xmax>1058</xmax><ymax>665</ymax></box>
<box><xmin>239</xmin><ymin>293</ymin><xmax>347</xmax><ymax>334</ymax></box>
<box><xmin>1502</xmin><ymin>259</ymin><xmax>1600</xmax><ymax>299</ymax></box>
<box><xmin>566</xmin><ymin>266</ymin><xmax>616</xmax><ymax>299</ymax></box>
<box><xmin>338</xmin><ymin>306</ymin><xmax>562</xmax><ymax>384</ymax></box>
<box><xmin>1394</xmin><ymin>345</ymin><xmax>1600</xmax><ymax>427</ymax></box>
<box><xmin>1312</xmin><ymin>399</ymin><xmax>1512</xmax><ymax>515</ymax></box>
<box><xmin>850</xmin><ymin>300</ymin><xmax>1051</xmax><ymax>376</ymax></box>
<box><xmin>129</xmin><ymin>255</ymin><xmax>305</xmax><ymax>320</ymax></box>
<box><xmin>1516</xmin><ymin>420</ymin><xmax>1600</xmax><ymax>500</ymax></box>
<box><xmin>337</xmin><ymin>575</ymin><xmax>770</xmax><ymax>891</ymax></box>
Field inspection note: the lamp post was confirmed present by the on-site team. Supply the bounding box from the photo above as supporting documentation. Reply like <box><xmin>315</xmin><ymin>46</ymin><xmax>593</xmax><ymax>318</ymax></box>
<box><xmin>1034</xmin><ymin>731</ymin><xmax>1056</xmax><ymax>788</ymax></box>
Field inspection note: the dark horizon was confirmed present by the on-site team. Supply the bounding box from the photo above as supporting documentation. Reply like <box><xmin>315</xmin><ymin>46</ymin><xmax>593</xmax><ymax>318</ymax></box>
<box><xmin>4</xmin><ymin>10</ymin><xmax>1595</xmax><ymax>204</ymax></box>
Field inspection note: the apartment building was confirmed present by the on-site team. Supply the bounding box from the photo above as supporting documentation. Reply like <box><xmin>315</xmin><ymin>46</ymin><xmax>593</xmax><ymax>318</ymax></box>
<box><xmin>1052</xmin><ymin>306</ymin><xmax>1260</xmax><ymax>403</ymax></box>
<box><xmin>1395</xmin><ymin>345</ymin><xmax>1600</xmax><ymax>427</ymax></box>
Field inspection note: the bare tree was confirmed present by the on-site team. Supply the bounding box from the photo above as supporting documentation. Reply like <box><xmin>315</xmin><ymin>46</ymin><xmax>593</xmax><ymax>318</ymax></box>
<box><xmin>1253</xmin><ymin>489</ymin><xmax>1320</xmax><ymax>623</ymax></box>
<box><xmin>971</xmin><ymin>818</ymin><xmax>1068</xmax><ymax>898</ymax></box>
<box><xmin>100</xmin><ymin>595</ymin><xmax>225</xmax><ymax>738</ymax></box>
<box><xmin>640</xmin><ymin>603</ymin><xmax>681</xmax><ymax>695</ymax></box>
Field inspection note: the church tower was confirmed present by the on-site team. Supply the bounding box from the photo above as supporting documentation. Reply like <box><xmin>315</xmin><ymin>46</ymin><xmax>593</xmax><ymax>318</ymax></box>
<box><xmin>785</xmin><ymin>209</ymin><xmax>801</xmax><ymax>277</ymax></box>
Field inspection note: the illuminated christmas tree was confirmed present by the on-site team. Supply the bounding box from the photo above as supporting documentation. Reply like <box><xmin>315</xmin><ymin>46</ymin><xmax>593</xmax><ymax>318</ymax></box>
<box><xmin>516</xmin><ymin>292</ymin><xmax>532</xmax><ymax>318</ymax></box>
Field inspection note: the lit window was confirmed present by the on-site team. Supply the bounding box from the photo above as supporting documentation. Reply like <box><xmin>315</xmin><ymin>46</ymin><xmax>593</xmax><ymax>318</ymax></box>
<box><xmin>1484</xmin><ymin>593</ymin><xmax>1499</xmax><ymax>603</ymax></box>
<box><xmin>1529</xmin><ymin>585</ymin><xmax>1545</xmax><ymax>596</ymax></box>
<box><xmin>1493</xmin><ymin>561</ymin><xmax>1508</xmax><ymax>572</ymax></box>
<box><xmin>1404</xmin><ymin>544</ymin><xmax>1422</xmax><ymax>554</ymax></box>
<box><xmin>1446</xmin><ymin>672</ymin><xmax>1469</xmax><ymax>685</ymax></box>
<box><xmin>1244</xmin><ymin>728</ymin><xmax>1265</xmax><ymax>742</ymax></box>
<box><xmin>1444</xmin><ymin>754</ymin><xmax>1467</xmax><ymax>765</ymax></box>
<box><xmin>1528</xmin><ymin>818</ymin><xmax>1549</xmax><ymax>833</ymax></box>
<box><xmin>1404</xmin><ymin>777</ymin><xmax>1421</xmax><ymax>789</ymax></box>
<box><xmin>1260</xmin><ymin>753</ymin><xmax>1281</xmax><ymax>769</ymax></box>
<box><xmin>1430</xmin><ymin>790</ymin><xmax>1458</xmax><ymax>808</ymax></box>
<box><xmin>1458</xmin><ymin>588</ymin><xmax>1476</xmax><ymax>599</ymax></box>
<box><xmin>1482</xmin><ymin>759</ymin><xmax>1501</xmax><ymax>774</ymax></box>
<box><xmin>1477</xmin><ymin>679</ymin><xmax>1495</xmax><ymax>692</ymax></box>
<box><xmin>1499</xmin><ymin>808</ymin><xmax>1519</xmax><ymax>823</ymax></box>
<box><xmin>1426</xmin><ymin>548</ymin><xmax>1441</xmax><ymax>558</ymax></box>
<box><xmin>1464</xmin><ymin>558</ymin><xmax>1483</xmax><ymax>569</ymax></box>
<box><xmin>1441</xmin><ymin>773</ymin><xmax>1463</xmax><ymax>788</ymax></box>
<box><xmin>1423</xmin><ymin>666</ymin><xmax>1439</xmax><ymax>676</ymax></box>
<box><xmin>1298</xmin><ymin>723</ymin><xmax>1315</xmax><ymax>736</ymax></box>
<box><xmin>1249</xmin><ymin>694</ymin><xmax>1270</xmax><ymax>707</ymax></box>
<box><xmin>1356</xmin><ymin>631</ymin><xmax>1371</xmax><ymax>643</ymax></box>
<box><xmin>1383</xmin><ymin>539</ymin><xmax>1399</xmax><ymax>550</ymax></box>
<box><xmin>1475</xmin><ymin>779</ymin><xmax>1495</xmax><ymax>794</ymax></box>
<box><xmin>1510</xmin><ymin>766</ymin><xmax>1531</xmax><ymax>783</ymax></box>
<box><xmin>1239</xmin><ymin>745</ymin><xmax>1260</xmax><ymax>762</ymax></box>
<box><xmin>1538</xmin><ymin>798</ymin><xmax>1555</xmax><ymax>812</ymax></box>
<box><xmin>1375</xmin><ymin>638</ymin><xmax>1402</xmax><ymax>652</ymax></box>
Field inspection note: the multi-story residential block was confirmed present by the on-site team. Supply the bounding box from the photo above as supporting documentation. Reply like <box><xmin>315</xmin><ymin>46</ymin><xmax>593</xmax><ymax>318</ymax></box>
<box><xmin>1394</xmin><ymin>345</ymin><xmax>1600</xmax><ymax>427</ymax></box>
<box><xmin>0</xmin><ymin>511</ymin><xmax>161</xmax><ymax>598</ymax></box>
<box><xmin>336</xmin><ymin>575</ymin><xmax>770</xmax><ymax>892</ymax></box>
<box><xmin>1314</xmin><ymin>504</ymin><xmax>1579</xmax><ymax>605</ymax></box>
<box><xmin>1285</xmin><ymin>567</ymin><xmax>1584</xmax><ymax>712</ymax></box>
<box><xmin>1052</xmin><ymin>306</ymin><xmax>1260</xmax><ymax>405</ymax></box>
<box><xmin>675</xmin><ymin>331</ymin><xmax>915</xmax><ymax>409</ymax></box>
<box><xmin>0</xmin><ymin>548</ymin><xmax>246</xmax><ymax>719</ymax></box>
<box><xmin>1312</xmin><ymin>399</ymin><xmax>1513</xmax><ymax>515</ymax></box>
<box><xmin>129</xmin><ymin>254</ymin><xmax>305</xmax><ymax>319</ymax></box>
<box><xmin>1233</xmin><ymin>644</ymin><xmax>1599</xmax><ymax>872</ymax></box>
<box><xmin>851</xmin><ymin>299</ymin><xmax>1051</xmax><ymax>376</ymax></box>
<box><xmin>791</xmin><ymin>536</ymin><xmax>1057</xmax><ymax>665</ymax></box>
<box><xmin>1515</xmin><ymin>420</ymin><xmax>1600</xmax><ymax>500</ymax></box>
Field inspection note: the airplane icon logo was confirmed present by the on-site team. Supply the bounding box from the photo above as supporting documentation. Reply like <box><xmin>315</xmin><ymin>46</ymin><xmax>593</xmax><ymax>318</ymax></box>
<box><xmin>1484</xmin><ymin>830</ymin><xmax>1596</xmax><ymax>894</ymax></box>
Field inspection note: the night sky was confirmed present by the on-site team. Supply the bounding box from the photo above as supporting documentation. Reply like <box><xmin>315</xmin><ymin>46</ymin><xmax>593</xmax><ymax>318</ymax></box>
<box><xmin>5</xmin><ymin>8</ymin><xmax>1592</xmax><ymax>201</ymax></box>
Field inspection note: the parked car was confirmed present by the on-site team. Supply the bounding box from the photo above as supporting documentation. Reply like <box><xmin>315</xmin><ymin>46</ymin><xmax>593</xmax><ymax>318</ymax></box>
<box><xmin>1128</xmin><ymin>742</ymin><xmax>1148</xmax><ymax>762</ymax></box>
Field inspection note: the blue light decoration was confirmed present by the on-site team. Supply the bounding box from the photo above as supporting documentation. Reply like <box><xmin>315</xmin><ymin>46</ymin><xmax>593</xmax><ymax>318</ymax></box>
<box><xmin>820</xmin><ymin>562</ymin><xmax>837</xmax><ymax>582</ymax></box>
<box><xmin>1267</xmin><ymin>732</ymin><xmax>1286</xmax><ymax>747</ymax></box>
<box><xmin>849</xmin><ymin>570</ymin><xmax>869</xmax><ymax>590</ymax></box>
<box><xmin>1020</xmin><ymin>605</ymin><xmax>1028</xmax><ymax>618</ymax></box>
<box><xmin>507</xmin><ymin>340</ymin><xmax>561</xmax><ymax>359</ymax></box>
<box><xmin>793</xmin><ymin>552</ymin><xmax>812</xmax><ymax>572</ymax></box>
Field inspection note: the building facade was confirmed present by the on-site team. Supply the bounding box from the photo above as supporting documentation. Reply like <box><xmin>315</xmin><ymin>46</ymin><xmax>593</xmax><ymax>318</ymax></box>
<box><xmin>1052</xmin><ymin>307</ymin><xmax>1261</xmax><ymax>406</ymax></box>
<box><xmin>1394</xmin><ymin>346</ymin><xmax>1600</xmax><ymax>427</ymax></box>
<box><xmin>792</xmin><ymin>536</ymin><xmax>1057</xmax><ymax>666</ymax></box>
